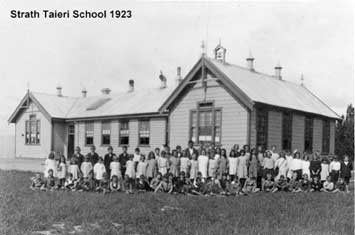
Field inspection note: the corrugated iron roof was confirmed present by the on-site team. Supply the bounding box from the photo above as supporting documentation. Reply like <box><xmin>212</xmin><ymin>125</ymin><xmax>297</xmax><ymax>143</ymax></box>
<box><xmin>207</xmin><ymin>57</ymin><xmax>340</xmax><ymax>119</ymax></box>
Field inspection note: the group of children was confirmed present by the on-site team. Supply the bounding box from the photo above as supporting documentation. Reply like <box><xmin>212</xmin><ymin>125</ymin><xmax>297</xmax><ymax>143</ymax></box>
<box><xmin>30</xmin><ymin>141</ymin><xmax>353</xmax><ymax>196</ymax></box>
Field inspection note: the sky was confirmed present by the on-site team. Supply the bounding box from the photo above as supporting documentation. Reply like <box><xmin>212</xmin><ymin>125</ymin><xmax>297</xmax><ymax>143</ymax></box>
<box><xmin>0</xmin><ymin>0</ymin><xmax>353</xmax><ymax>135</ymax></box>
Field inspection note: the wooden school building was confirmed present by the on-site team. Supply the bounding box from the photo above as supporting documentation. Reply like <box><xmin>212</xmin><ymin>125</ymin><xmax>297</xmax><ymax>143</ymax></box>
<box><xmin>8</xmin><ymin>44</ymin><xmax>340</xmax><ymax>158</ymax></box>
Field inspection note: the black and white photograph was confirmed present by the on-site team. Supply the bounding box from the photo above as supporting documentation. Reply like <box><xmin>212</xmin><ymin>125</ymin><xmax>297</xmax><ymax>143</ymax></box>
<box><xmin>0</xmin><ymin>0</ymin><xmax>354</xmax><ymax>234</ymax></box>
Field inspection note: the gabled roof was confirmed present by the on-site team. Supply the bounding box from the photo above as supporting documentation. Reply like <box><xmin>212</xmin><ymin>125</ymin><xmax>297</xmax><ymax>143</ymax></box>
<box><xmin>8</xmin><ymin>87</ymin><xmax>174</xmax><ymax>123</ymax></box>
<box><xmin>160</xmin><ymin>56</ymin><xmax>340</xmax><ymax>119</ymax></box>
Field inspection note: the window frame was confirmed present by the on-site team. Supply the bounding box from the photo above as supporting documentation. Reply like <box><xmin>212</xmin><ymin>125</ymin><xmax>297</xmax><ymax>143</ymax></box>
<box><xmin>256</xmin><ymin>108</ymin><xmax>268</xmax><ymax>149</ymax></box>
<box><xmin>85</xmin><ymin>121</ymin><xmax>95</xmax><ymax>146</ymax></box>
<box><xmin>304</xmin><ymin>116</ymin><xmax>313</xmax><ymax>153</ymax></box>
<box><xmin>281</xmin><ymin>111</ymin><xmax>293</xmax><ymax>151</ymax></box>
<box><xmin>189</xmin><ymin>101</ymin><xmax>222</xmax><ymax>146</ymax></box>
<box><xmin>119</xmin><ymin>120</ymin><xmax>130</xmax><ymax>147</ymax></box>
<box><xmin>138</xmin><ymin>120</ymin><xmax>150</xmax><ymax>147</ymax></box>
<box><xmin>25</xmin><ymin>114</ymin><xmax>40</xmax><ymax>145</ymax></box>
<box><xmin>322</xmin><ymin>119</ymin><xmax>330</xmax><ymax>154</ymax></box>
<box><xmin>101</xmin><ymin>121</ymin><xmax>111</xmax><ymax>146</ymax></box>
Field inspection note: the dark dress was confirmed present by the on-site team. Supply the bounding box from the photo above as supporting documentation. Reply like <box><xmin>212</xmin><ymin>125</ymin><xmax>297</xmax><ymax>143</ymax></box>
<box><xmin>71</xmin><ymin>153</ymin><xmax>84</xmax><ymax>168</ymax></box>
<box><xmin>185</xmin><ymin>147</ymin><xmax>199</xmax><ymax>159</ymax></box>
<box><xmin>104</xmin><ymin>153</ymin><xmax>116</xmax><ymax>178</ymax></box>
<box><xmin>309</xmin><ymin>160</ymin><xmax>321</xmax><ymax>178</ymax></box>
<box><xmin>340</xmin><ymin>161</ymin><xmax>353</xmax><ymax>184</ymax></box>
<box><xmin>86</xmin><ymin>152</ymin><xmax>99</xmax><ymax>166</ymax></box>
<box><xmin>118</xmin><ymin>152</ymin><xmax>129</xmax><ymax>177</ymax></box>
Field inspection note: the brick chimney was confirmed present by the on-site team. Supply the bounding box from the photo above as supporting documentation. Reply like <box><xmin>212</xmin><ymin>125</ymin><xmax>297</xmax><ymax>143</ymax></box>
<box><xmin>159</xmin><ymin>71</ymin><xmax>167</xmax><ymax>89</ymax></box>
<box><xmin>128</xmin><ymin>79</ymin><xmax>134</xmax><ymax>92</ymax></box>
<box><xmin>101</xmin><ymin>88</ymin><xmax>111</xmax><ymax>95</ymax></box>
<box><xmin>175</xmin><ymin>67</ymin><xmax>183</xmax><ymax>85</ymax></box>
<box><xmin>56</xmin><ymin>86</ymin><xmax>62</xmax><ymax>97</ymax></box>
<box><xmin>274</xmin><ymin>62</ymin><xmax>282</xmax><ymax>80</ymax></box>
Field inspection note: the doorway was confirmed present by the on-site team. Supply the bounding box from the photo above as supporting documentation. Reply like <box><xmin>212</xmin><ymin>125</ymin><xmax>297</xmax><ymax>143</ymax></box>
<box><xmin>67</xmin><ymin>124</ymin><xmax>75</xmax><ymax>159</ymax></box>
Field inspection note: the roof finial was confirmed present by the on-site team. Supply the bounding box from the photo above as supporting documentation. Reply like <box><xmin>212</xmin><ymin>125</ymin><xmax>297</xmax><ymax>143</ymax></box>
<box><xmin>201</xmin><ymin>40</ymin><xmax>206</xmax><ymax>56</ymax></box>
<box><xmin>26</xmin><ymin>81</ymin><xmax>30</xmax><ymax>92</ymax></box>
<box><xmin>300</xmin><ymin>74</ymin><xmax>304</xmax><ymax>86</ymax></box>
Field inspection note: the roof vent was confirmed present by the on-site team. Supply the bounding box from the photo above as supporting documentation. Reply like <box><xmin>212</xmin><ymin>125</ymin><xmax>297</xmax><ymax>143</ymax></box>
<box><xmin>128</xmin><ymin>79</ymin><xmax>134</xmax><ymax>92</ymax></box>
<box><xmin>175</xmin><ymin>67</ymin><xmax>183</xmax><ymax>85</ymax></box>
<box><xmin>274</xmin><ymin>62</ymin><xmax>282</xmax><ymax>80</ymax></box>
<box><xmin>56</xmin><ymin>86</ymin><xmax>62</xmax><ymax>97</ymax></box>
<box><xmin>159</xmin><ymin>71</ymin><xmax>167</xmax><ymax>89</ymax></box>
<box><xmin>101</xmin><ymin>88</ymin><xmax>111</xmax><ymax>95</ymax></box>
<box><xmin>82</xmin><ymin>88</ymin><xmax>87</xmax><ymax>98</ymax></box>
<box><xmin>246</xmin><ymin>51</ymin><xmax>255</xmax><ymax>71</ymax></box>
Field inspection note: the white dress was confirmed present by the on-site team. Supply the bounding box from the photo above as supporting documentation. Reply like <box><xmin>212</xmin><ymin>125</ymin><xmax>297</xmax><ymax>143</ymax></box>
<box><xmin>136</xmin><ymin>161</ymin><xmax>148</xmax><ymax>178</ymax></box>
<box><xmin>214</xmin><ymin>154</ymin><xmax>221</xmax><ymax>161</ymax></box>
<box><xmin>271</xmin><ymin>152</ymin><xmax>279</xmax><ymax>162</ymax></box>
<box><xmin>44</xmin><ymin>159</ymin><xmax>57</xmax><ymax>177</ymax></box>
<box><xmin>110</xmin><ymin>161</ymin><xmax>121</xmax><ymax>179</ymax></box>
<box><xmin>275</xmin><ymin>158</ymin><xmax>288</xmax><ymax>180</ymax></box>
<box><xmin>237</xmin><ymin>156</ymin><xmax>248</xmax><ymax>179</ymax></box>
<box><xmin>81</xmin><ymin>162</ymin><xmax>93</xmax><ymax>178</ymax></box>
<box><xmin>190</xmin><ymin>160</ymin><xmax>198</xmax><ymax>179</ymax></box>
<box><xmin>57</xmin><ymin>162</ymin><xmax>66</xmax><ymax>179</ymax></box>
<box><xmin>68</xmin><ymin>164</ymin><xmax>79</xmax><ymax>179</ymax></box>
<box><xmin>93</xmin><ymin>163</ymin><xmax>106</xmax><ymax>180</ymax></box>
<box><xmin>285</xmin><ymin>155</ymin><xmax>294</xmax><ymax>179</ymax></box>
<box><xmin>126</xmin><ymin>160</ymin><xmax>136</xmax><ymax>178</ymax></box>
<box><xmin>228</xmin><ymin>157</ymin><xmax>238</xmax><ymax>175</ymax></box>
<box><xmin>157</xmin><ymin>157</ymin><xmax>168</xmax><ymax>175</ymax></box>
<box><xmin>198</xmin><ymin>155</ymin><xmax>209</xmax><ymax>178</ymax></box>
<box><xmin>301</xmin><ymin>160</ymin><xmax>310</xmax><ymax>178</ymax></box>
<box><xmin>320</xmin><ymin>163</ymin><xmax>329</xmax><ymax>181</ymax></box>
<box><xmin>180</xmin><ymin>157</ymin><xmax>190</xmax><ymax>173</ymax></box>
<box><xmin>208</xmin><ymin>159</ymin><xmax>218</xmax><ymax>178</ymax></box>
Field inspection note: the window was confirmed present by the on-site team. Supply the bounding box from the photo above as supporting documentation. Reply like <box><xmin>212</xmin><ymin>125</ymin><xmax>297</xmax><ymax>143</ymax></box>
<box><xmin>101</xmin><ymin>121</ymin><xmax>111</xmax><ymax>145</ymax></box>
<box><xmin>119</xmin><ymin>121</ymin><xmax>129</xmax><ymax>146</ymax></box>
<box><xmin>256</xmin><ymin>108</ymin><xmax>268</xmax><ymax>148</ymax></box>
<box><xmin>25</xmin><ymin>115</ymin><xmax>40</xmax><ymax>144</ymax></box>
<box><xmin>85</xmin><ymin>122</ymin><xmax>94</xmax><ymax>145</ymax></box>
<box><xmin>304</xmin><ymin>116</ymin><xmax>313</xmax><ymax>152</ymax></box>
<box><xmin>189</xmin><ymin>102</ymin><xmax>222</xmax><ymax>145</ymax></box>
<box><xmin>138</xmin><ymin>120</ymin><xmax>150</xmax><ymax>146</ymax></box>
<box><xmin>282</xmin><ymin>111</ymin><xmax>292</xmax><ymax>151</ymax></box>
<box><xmin>322</xmin><ymin>120</ymin><xmax>330</xmax><ymax>154</ymax></box>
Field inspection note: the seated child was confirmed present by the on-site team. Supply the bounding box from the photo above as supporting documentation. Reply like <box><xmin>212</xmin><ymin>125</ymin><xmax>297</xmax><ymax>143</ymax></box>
<box><xmin>225</xmin><ymin>175</ymin><xmax>241</xmax><ymax>196</ymax></box>
<box><xmin>243</xmin><ymin>177</ymin><xmax>260</xmax><ymax>194</ymax></box>
<box><xmin>96</xmin><ymin>172</ymin><xmax>110</xmax><ymax>194</ymax></box>
<box><xmin>289</xmin><ymin>172</ymin><xmax>301</xmax><ymax>192</ymax></box>
<box><xmin>321</xmin><ymin>176</ymin><xmax>335</xmax><ymax>192</ymax></box>
<box><xmin>189</xmin><ymin>175</ymin><xmax>204</xmax><ymax>195</ymax></box>
<box><xmin>219</xmin><ymin>173</ymin><xmax>228</xmax><ymax>194</ymax></box>
<box><xmin>64</xmin><ymin>173</ymin><xmax>77</xmax><ymax>190</ymax></box>
<box><xmin>155</xmin><ymin>175</ymin><xmax>173</xmax><ymax>193</ymax></box>
<box><xmin>333</xmin><ymin>178</ymin><xmax>346</xmax><ymax>193</ymax></box>
<box><xmin>78</xmin><ymin>171</ymin><xmax>95</xmax><ymax>192</ymax></box>
<box><xmin>150</xmin><ymin>173</ymin><xmax>163</xmax><ymax>191</ymax></box>
<box><xmin>110</xmin><ymin>175</ymin><xmax>121</xmax><ymax>192</ymax></box>
<box><xmin>174</xmin><ymin>172</ymin><xmax>187</xmax><ymax>194</ymax></box>
<box><xmin>262</xmin><ymin>173</ymin><xmax>274</xmax><ymax>192</ymax></box>
<box><xmin>272</xmin><ymin>175</ymin><xmax>288</xmax><ymax>193</ymax></box>
<box><xmin>310</xmin><ymin>176</ymin><xmax>322</xmax><ymax>192</ymax></box>
<box><xmin>210</xmin><ymin>178</ymin><xmax>224</xmax><ymax>195</ymax></box>
<box><xmin>136</xmin><ymin>175</ymin><xmax>151</xmax><ymax>192</ymax></box>
<box><xmin>299</xmin><ymin>174</ymin><xmax>311</xmax><ymax>192</ymax></box>
<box><xmin>30</xmin><ymin>173</ymin><xmax>44</xmax><ymax>190</ymax></box>
<box><xmin>42</xmin><ymin>169</ymin><xmax>57</xmax><ymax>191</ymax></box>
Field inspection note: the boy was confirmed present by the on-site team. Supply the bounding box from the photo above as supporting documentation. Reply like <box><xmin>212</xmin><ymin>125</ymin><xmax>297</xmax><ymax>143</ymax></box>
<box><xmin>104</xmin><ymin>146</ymin><xmax>116</xmax><ymax>178</ymax></box>
<box><xmin>119</xmin><ymin>146</ymin><xmax>129</xmax><ymax>178</ymax></box>
<box><xmin>64</xmin><ymin>173</ymin><xmax>77</xmax><ymax>190</ymax></box>
<box><xmin>71</xmin><ymin>146</ymin><xmax>84</xmax><ymax>168</ymax></box>
<box><xmin>96</xmin><ymin>172</ymin><xmax>110</xmax><ymax>194</ymax></box>
<box><xmin>243</xmin><ymin>177</ymin><xmax>259</xmax><ymax>194</ymax></box>
<box><xmin>86</xmin><ymin>145</ymin><xmax>99</xmax><ymax>166</ymax></box>
<box><xmin>340</xmin><ymin>155</ymin><xmax>352</xmax><ymax>193</ymax></box>
<box><xmin>299</xmin><ymin>174</ymin><xmax>311</xmax><ymax>192</ymax></box>
<box><xmin>329</xmin><ymin>156</ymin><xmax>341</xmax><ymax>184</ymax></box>
<box><xmin>93</xmin><ymin>157</ymin><xmax>106</xmax><ymax>186</ymax></box>
<box><xmin>321</xmin><ymin>176</ymin><xmax>335</xmax><ymax>192</ymax></box>
<box><xmin>272</xmin><ymin>175</ymin><xmax>288</xmax><ymax>193</ymax></box>
<box><xmin>262</xmin><ymin>173</ymin><xmax>274</xmax><ymax>192</ymax></box>
<box><xmin>30</xmin><ymin>173</ymin><xmax>44</xmax><ymax>190</ymax></box>
<box><xmin>310</xmin><ymin>176</ymin><xmax>322</xmax><ymax>192</ymax></box>
<box><xmin>43</xmin><ymin>169</ymin><xmax>56</xmax><ymax>191</ymax></box>
<box><xmin>333</xmin><ymin>178</ymin><xmax>346</xmax><ymax>193</ymax></box>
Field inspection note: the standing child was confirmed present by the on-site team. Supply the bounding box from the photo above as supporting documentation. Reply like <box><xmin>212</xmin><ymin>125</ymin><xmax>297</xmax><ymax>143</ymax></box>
<box><xmin>214</xmin><ymin>148</ymin><xmax>221</xmax><ymax>161</ymax></box>
<box><xmin>86</xmin><ymin>145</ymin><xmax>99</xmax><ymax>166</ymax></box>
<box><xmin>228</xmin><ymin>150</ymin><xmax>238</xmax><ymax>181</ymax></box>
<box><xmin>110</xmin><ymin>155</ymin><xmax>122</xmax><ymax>179</ymax></box>
<box><xmin>285</xmin><ymin>150</ymin><xmax>294</xmax><ymax>180</ymax></box>
<box><xmin>237</xmin><ymin>150</ymin><xmax>248</xmax><ymax>188</ymax></box>
<box><xmin>93</xmin><ymin>157</ymin><xmax>106</xmax><ymax>186</ymax></box>
<box><xmin>208</xmin><ymin>150</ymin><xmax>218</xmax><ymax>179</ymax></box>
<box><xmin>57</xmin><ymin>155</ymin><xmax>67</xmax><ymax>189</ymax></box>
<box><xmin>133</xmin><ymin>148</ymin><xmax>141</xmax><ymax>170</ymax></box>
<box><xmin>301</xmin><ymin>154</ymin><xmax>311</xmax><ymax>179</ymax></box>
<box><xmin>217</xmin><ymin>149</ymin><xmax>228</xmax><ymax>180</ymax></box>
<box><xmin>290</xmin><ymin>151</ymin><xmax>303</xmax><ymax>180</ymax></box>
<box><xmin>262</xmin><ymin>151</ymin><xmax>274</xmax><ymax>180</ymax></box>
<box><xmin>180</xmin><ymin>151</ymin><xmax>191</xmax><ymax>175</ymax></box>
<box><xmin>248</xmin><ymin>148</ymin><xmax>258</xmax><ymax>179</ymax></box>
<box><xmin>71</xmin><ymin>146</ymin><xmax>84</xmax><ymax>168</ymax></box>
<box><xmin>104</xmin><ymin>146</ymin><xmax>116</xmax><ymax>178</ymax></box>
<box><xmin>198</xmin><ymin>149</ymin><xmax>209</xmax><ymax>181</ymax></box>
<box><xmin>169</xmin><ymin>150</ymin><xmax>180</xmax><ymax>178</ymax></box>
<box><xmin>80</xmin><ymin>156</ymin><xmax>93</xmax><ymax>179</ymax></box>
<box><xmin>136</xmin><ymin>155</ymin><xmax>148</xmax><ymax>178</ymax></box>
<box><xmin>329</xmin><ymin>156</ymin><xmax>341</xmax><ymax>184</ymax></box>
<box><xmin>189</xmin><ymin>153</ymin><xmax>199</xmax><ymax>182</ymax></box>
<box><xmin>125</xmin><ymin>155</ymin><xmax>136</xmax><ymax>193</ymax></box>
<box><xmin>68</xmin><ymin>157</ymin><xmax>80</xmax><ymax>180</ymax></box>
<box><xmin>275</xmin><ymin>152</ymin><xmax>288</xmax><ymax>181</ymax></box>
<box><xmin>44</xmin><ymin>152</ymin><xmax>57</xmax><ymax>178</ymax></box>
<box><xmin>146</xmin><ymin>151</ymin><xmax>157</xmax><ymax>182</ymax></box>
<box><xmin>340</xmin><ymin>155</ymin><xmax>352</xmax><ymax>193</ymax></box>
<box><xmin>310</xmin><ymin>153</ymin><xmax>321</xmax><ymax>179</ymax></box>
<box><xmin>157</xmin><ymin>151</ymin><xmax>168</xmax><ymax>176</ymax></box>
<box><xmin>320</xmin><ymin>157</ymin><xmax>330</xmax><ymax>184</ymax></box>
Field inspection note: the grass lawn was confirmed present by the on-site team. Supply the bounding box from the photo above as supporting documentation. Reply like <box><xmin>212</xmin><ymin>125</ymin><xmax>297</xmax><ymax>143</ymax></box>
<box><xmin>0</xmin><ymin>170</ymin><xmax>353</xmax><ymax>235</ymax></box>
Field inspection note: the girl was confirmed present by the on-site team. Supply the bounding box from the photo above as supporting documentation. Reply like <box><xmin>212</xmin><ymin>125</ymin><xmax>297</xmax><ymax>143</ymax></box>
<box><xmin>169</xmin><ymin>150</ymin><xmax>180</xmax><ymax>178</ymax></box>
<box><xmin>155</xmin><ymin>175</ymin><xmax>173</xmax><ymax>193</ymax></box>
<box><xmin>243</xmin><ymin>176</ymin><xmax>259</xmax><ymax>194</ymax></box>
<box><xmin>93</xmin><ymin>157</ymin><xmax>106</xmax><ymax>184</ymax></box>
<box><xmin>80</xmin><ymin>156</ymin><xmax>93</xmax><ymax>179</ymax></box>
<box><xmin>150</xmin><ymin>172</ymin><xmax>163</xmax><ymax>191</ymax></box>
<box><xmin>146</xmin><ymin>151</ymin><xmax>157</xmax><ymax>182</ymax></box>
<box><xmin>110</xmin><ymin>175</ymin><xmax>121</xmax><ymax>192</ymax></box>
<box><xmin>290</xmin><ymin>151</ymin><xmax>303</xmax><ymax>180</ymax></box>
<box><xmin>272</xmin><ymin>175</ymin><xmax>288</xmax><ymax>193</ymax></box>
<box><xmin>189</xmin><ymin>153</ymin><xmax>199</xmax><ymax>182</ymax></box>
<box><xmin>179</xmin><ymin>151</ymin><xmax>190</xmax><ymax>175</ymax></box>
<box><xmin>64</xmin><ymin>173</ymin><xmax>77</xmax><ymax>191</ymax></box>
<box><xmin>228</xmin><ymin>149</ymin><xmax>238</xmax><ymax>181</ymax></box>
<box><xmin>208</xmin><ymin>150</ymin><xmax>218</xmax><ymax>179</ymax></box>
<box><xmin>309</xmin><ymin>152</ymin><xmax>321</xmax><ymax>179</ymax></box>
<box><xmin>198</xmin><ymin>149</ymin><xmax>209</xmax><ymax>180</ymax></box>
<box><xmin>104</xmin><ymin>146</ymin><xmax>116</xmax><ymax>178</ymax></box>
<box><xmin>275</xmin><ymin>152</ymin><xmax>288</xmax><ymax>181</ymax></box>
<box><xmin>136</xmin><ymin>155</ymin><xmax>148</xmax><ymax>178</ymax></box>
<box><xmin>44</xmin><ymin>152</ymin><xmax>57</xmax><ymax>178</ymax></box>
<box><xmin>157</xmin><ymin>151</ymin><xmax>168</xmax><ymax>176</ymax></box>
<box><xmin>320</xmin><ymin>157</ymin><xmax>330</xmax><ymax>184</ymax></box>
<box><xmin>96</xmin><ymin>172</ymin><xmax>110</xmax><ymax>194</ymax></box>
<box><xmin>322</xmin><ymin>176</ymin><xmax>335</xmax><ymax>192</ymax></box>
<box><xmin>133</xmin><ymin>148</ymin><xmax>141</xmax><ymax>170</ymax></box>
<box><xmin>285</xmin><ymin>150</ymin><xmax>294</xmax><ymax>180</ymax></box>
<box><xmin>125</xmin><ymin>154</ymin><xmax>136</xmax><ymax>183</ymax></box>
<box><xmin>68</xmin><ymin>157</ymin><xmax>80</xmax><ymax>180</ymax></box>
<box><xmin>262</xmin><ymin>151</ymin><xmax>274</xmax><ymax>179</ymax></box>
<box><xmin>30</xmin><ymin>173</ymin><xmax>44</xmax><ymax>190</ymax></box>
<box><xmin>237</xmin><ymin>150</ymin><xmax>248</xmax><ymax>188</ymax></box>
<box><xmin>136</xmin><ymin>175</ymin><xmax>151</xmax><ymax>192</ymax></box>
<box><xmin>262</xmin><ymin>173</ymin><xmax>274</xmax><ymax>192</ymax></box>
<box><xmin>110</xmin><ymin>155</ymin><xmax>122</xmax><ymax>179</ymax></box>
<box><xmin>57</xmin><ymin>155</ymin><xmax>67</xmax><ymax>189</ymax></box>
<box><xmin>214</xmin><ymin>148</ymin><xmax>221</xmax><ymax>161</ymax></box>
<box><xmin>248</xmin><ymin>148</ymin><xmax>258</xmax><ymax>178</ymax></box>
<box><xmin>218</xmin><ymin>149</ymin><xmax>228</xmax><ymax>180</ymax></box>
<box><xmin>329</xmin><ymin>156</ymin><xmax>341</xmax><ymax>184</ymax></box>
<box><xmin>340</xmin><ymin>155</ymin><xmax>352</xmax><ymax>193</ymax></box>
<box><xmin>301</xmin><ymin>154</ymin><xmax>311</xmax><ymax>178</ymax></box>
<box><xmin>43</xmin><ymin>169</ymin><xmax>56</xmax><ymax>191</ymax></box>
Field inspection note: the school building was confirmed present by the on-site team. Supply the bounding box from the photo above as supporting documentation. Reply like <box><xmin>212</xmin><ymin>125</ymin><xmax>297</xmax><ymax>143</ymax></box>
<box><xmin>8</xmin><ymin>44</ymin><xmax>340</xmax><ymax>158</ymax></box>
